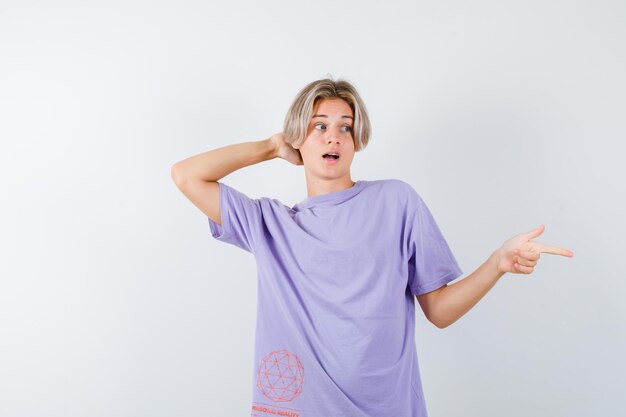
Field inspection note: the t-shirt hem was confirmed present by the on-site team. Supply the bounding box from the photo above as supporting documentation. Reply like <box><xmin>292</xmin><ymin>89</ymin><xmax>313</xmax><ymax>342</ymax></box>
<box><xmin>411</xmin><ymin>268</ymin><xmax>463</xmax><ymax>296</ymax></box>
<box><xmin>207</xmin><ymin>182</ymin><xmax>234</xmax><ymax>243</ymax></box>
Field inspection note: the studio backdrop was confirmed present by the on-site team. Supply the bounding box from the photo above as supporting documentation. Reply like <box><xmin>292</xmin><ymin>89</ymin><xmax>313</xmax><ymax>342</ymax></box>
<box><xmin>0</xmin><ymin>1</ymin><xmax>623</xmax><ymax>416</ymax></box>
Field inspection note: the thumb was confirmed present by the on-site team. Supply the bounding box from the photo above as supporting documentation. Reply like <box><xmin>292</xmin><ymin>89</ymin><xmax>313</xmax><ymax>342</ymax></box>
<box><xmin>526</xmin><ymin>224</ymin><xmax>545</xmax><ymax>239</ymax></box>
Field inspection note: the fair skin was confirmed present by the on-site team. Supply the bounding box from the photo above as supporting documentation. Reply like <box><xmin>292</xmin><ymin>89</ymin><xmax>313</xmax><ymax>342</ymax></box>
<box><xmin>171</xmin><ymin>97</ymin><xmax>574</xmax><ymax>329</ymax></box>
<box><xmin>417</xmin><ymin>224</ymin><xmax>573</xmax><ymax>328</ymax></box>
<box><xmin>293</xmin><ymin>98</ymin><xmax>357</xmax><ymax>198</ymax></box>
<box><xmin>267</xmin><ymin>97</ymin><xmax>357</xmax><ymax>198</ymax></box>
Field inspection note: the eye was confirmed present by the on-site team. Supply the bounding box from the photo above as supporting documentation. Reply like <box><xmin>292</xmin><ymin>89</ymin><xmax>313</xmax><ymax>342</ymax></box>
<box><xmin>313</xmin><ymin>123</ymin><xmax>352</xmax><ymax>133</ymax></box>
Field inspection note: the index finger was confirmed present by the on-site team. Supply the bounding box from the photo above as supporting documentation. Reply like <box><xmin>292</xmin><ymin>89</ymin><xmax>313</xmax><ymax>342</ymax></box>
<box><xmin>538</xmin><ymin>244</ymin><xmax>574</xmax><ymax>257</ymax></box>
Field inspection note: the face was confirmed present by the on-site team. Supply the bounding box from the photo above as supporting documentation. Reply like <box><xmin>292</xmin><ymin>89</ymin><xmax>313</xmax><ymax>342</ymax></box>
<box><xmin>297</xmin><ymin>98</ymin><xmax>356</xmax><ymax>181</ymax></box>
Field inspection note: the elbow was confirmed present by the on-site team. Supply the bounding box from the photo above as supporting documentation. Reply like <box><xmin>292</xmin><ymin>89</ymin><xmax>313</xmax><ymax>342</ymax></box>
<box><xmin>171</xmin><ymin>164</ymin><xmax>187</xmax><ymax>186</ymax></box>
<box><xmin>433</xmin><ymin>316</ymin><xmax>459</xmax><ymax>329</ymax></box>
<box><xmin>425</xmin><ymin>311</ymin><xmax>444</xmax><ymax>329</ymax></box>
<box><xmin>432</xmin><ymin>319</ymin><xmax>448</xmax><ymax>329</ymax></box>
<box><xmin>430</xmin><ymin>313</ymin><xmax>453</xmax><ymax>329</ymax></box>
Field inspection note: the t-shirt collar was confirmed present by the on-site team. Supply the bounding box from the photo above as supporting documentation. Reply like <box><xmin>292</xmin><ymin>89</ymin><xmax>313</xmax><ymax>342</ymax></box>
<box><xmin>292</xmin><ymin>180</ymin><xmax>366</xmax><ymax>210</ymax></box>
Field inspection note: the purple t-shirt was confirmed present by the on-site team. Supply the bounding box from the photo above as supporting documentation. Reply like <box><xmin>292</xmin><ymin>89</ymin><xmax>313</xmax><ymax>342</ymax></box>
<box><xmin>208</xmin><ymin>179</ymin><xmax>463</xmax><ymax>417</ymax></box>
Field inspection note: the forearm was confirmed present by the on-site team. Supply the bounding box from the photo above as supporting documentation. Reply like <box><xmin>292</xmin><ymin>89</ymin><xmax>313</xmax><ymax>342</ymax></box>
<box><xmin>171</xmin><ymin>138</ymin><xmax>276</xmax><ymax>183</ymax></box>
<box><xmin>433</xmin><ymin>250</ymin><xmax>505</xmax><ymax>328</ymax></box>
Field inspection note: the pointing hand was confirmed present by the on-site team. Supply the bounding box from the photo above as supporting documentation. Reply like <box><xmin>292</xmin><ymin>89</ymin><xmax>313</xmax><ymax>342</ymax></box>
<box><xmin>494</xmin><ymin>225</ymin><xmax>574</xmax><ymax>275</ymax></box>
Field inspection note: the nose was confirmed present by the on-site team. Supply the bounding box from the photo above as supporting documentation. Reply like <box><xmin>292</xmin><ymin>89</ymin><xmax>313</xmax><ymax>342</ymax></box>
<box><xmin>326</xmin><ymin>126</ymin><xmax>344</xmax><ymax>143</ymax></box>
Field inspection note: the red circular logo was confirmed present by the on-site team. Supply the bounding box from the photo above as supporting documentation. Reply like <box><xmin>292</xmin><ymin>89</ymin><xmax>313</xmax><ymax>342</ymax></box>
<box><xmin>256</xmin><ymin>349</ymin><xmax>305</xmax><ymax>402</ymax></box>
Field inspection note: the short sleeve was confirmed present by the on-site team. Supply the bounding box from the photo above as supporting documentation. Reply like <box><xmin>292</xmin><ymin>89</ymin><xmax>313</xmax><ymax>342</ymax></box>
<box><xmin>406</xmin><ymin>190</ymin><xmax>463</xmax><ymax>296</ymax></box>
<box><xmin>207</xmin><ymin>181</ymin><xmax>263</xmax><ymax>254</ymax></box>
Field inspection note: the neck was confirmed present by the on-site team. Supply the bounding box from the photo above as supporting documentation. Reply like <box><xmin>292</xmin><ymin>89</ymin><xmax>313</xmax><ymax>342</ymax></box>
<box><xmin>304</xmin><ymin>177</ymin><xmax>356</xmax><ymax>198</ymax></box>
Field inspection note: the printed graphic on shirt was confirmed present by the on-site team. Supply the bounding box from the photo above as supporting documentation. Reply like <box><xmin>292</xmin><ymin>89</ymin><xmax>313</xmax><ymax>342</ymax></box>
<box><xmin>250</xmin><ymin>401</ymin><xmax>302</xmax><ymax>417</ymax></box>
<box><xmin>256</xmin><ymin>349</ymin><xmax>304</xmax><ymax>402</ymax></box>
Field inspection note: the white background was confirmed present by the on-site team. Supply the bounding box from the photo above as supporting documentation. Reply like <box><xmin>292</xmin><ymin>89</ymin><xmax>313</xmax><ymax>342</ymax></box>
<box><xmin>1</xmin><ymin>1</ymin><xmax>624</xmax><ymax>416</ymax></box>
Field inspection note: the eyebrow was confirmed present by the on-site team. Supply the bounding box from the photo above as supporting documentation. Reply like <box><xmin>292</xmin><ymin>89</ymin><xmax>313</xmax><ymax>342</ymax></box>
<box><xmin>312</xmin><ymin>114</ymin><xmax>354</xmax><ymax>120</ymax></box>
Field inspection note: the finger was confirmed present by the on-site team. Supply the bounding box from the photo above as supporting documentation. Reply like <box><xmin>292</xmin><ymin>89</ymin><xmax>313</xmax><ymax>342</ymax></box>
<box><xmin>514</xmin><ymin>262</ymin><xmax>534</xmax><ymax>274</ymax></box>
<box><xmin>516</xmin><ymin>257</ymin><xmax>537</xmax><ymax>267</ymax></box>
<box><xmin>519</xmin><ymin>250</ymin><xmax>540</xmax><ymax>261</ymax></box>
<box><xmin>525</xmin><ymin>224</ymin><xmax>545</xmax><ymax>239</ymax></box>
<box><xmin>537</xmin><ymin>243</ymin><xmax>574</xmax><ymax>257</ymax></box>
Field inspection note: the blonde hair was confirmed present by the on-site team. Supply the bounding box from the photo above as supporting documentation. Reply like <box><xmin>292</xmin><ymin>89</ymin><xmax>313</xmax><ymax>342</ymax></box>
<box><xmin>283</xmin><ymin>76</ymin><xmax>371</xmax><ymax>152</ymax></box>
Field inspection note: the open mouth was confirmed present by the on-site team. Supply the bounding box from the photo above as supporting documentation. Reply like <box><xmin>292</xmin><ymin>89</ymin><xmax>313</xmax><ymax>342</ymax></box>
<box><xmin>322</xmin><ymin>153</ymin><xmax>340</xmax><ymax>160</ymax></box>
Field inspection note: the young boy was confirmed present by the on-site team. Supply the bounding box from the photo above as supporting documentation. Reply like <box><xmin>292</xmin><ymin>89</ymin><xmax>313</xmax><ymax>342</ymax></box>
<box><xmin>171</xmin><ymin>77</ymin><xmax>573</xmax><ymax>417</ymax></box>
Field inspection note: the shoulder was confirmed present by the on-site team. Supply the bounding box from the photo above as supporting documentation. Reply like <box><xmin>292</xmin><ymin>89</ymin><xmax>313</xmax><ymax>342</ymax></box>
<box><xmin>258</xmin><ymin>195</ymin><xmax>295</xmax><ymax>214</ymax></box>
<box><xmin>364</xmin><ymin>178</ymin><xmax>411</xmax><ymax>192</ymax></box>
<box><xmin>368</xmin><ymin>178</ymin><xmax>422</xmax><ymax>201</ymax></box>
<box><xmin>361</xmin><ymin>179</ymin><xmax>424</xmax><ymax>215</ymax></box>
<box><xmin>218</xmin><ymin>182</ymin><xmax>291</xmax><ymax>215</ymax></box>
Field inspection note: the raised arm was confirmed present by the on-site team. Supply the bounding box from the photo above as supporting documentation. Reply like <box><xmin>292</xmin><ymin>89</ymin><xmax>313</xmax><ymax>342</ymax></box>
<box><xmin>170</xmin><ymin>132</ymin><xmax>301</xmax><ymax>224</ymax></box>
<box><xmin>171</xmin><ymin>138</ymin><xmax>276</xmax><ymax>182</ymax></box>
